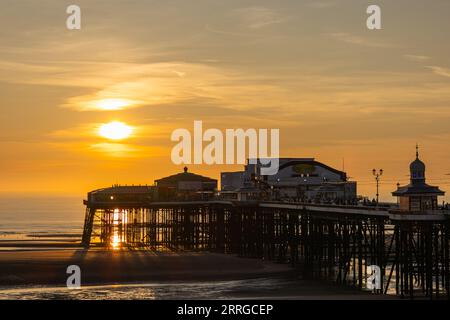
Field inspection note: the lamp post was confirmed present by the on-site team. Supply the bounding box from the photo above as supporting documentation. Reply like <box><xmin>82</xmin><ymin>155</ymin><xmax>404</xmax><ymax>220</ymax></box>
<box><xmin>372</xmin><ymin>169</ymin><xmax>383</xmax><ymax>204</ymax></box>
<box><xmin>396</xmin><ymin>182</ymin><xmax>400</xmax><ymax>205</ymax></box>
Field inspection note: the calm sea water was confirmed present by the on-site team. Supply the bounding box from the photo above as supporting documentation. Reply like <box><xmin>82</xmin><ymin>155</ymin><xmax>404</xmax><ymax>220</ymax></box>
<box><xmin>0</xmin><ymin>196</ymin><xmax>84</xmax><ymax>240</ymax></box>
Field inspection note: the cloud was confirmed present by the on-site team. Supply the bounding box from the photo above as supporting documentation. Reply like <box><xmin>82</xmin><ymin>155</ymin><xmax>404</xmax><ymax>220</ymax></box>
<box><xmin>328</xmin><ymin>32</ymin><xmax>392</xmax><ymax>48</ymax></box>
<box><xmin>0</xmin><ymin>59</ymin><xmax>237</xmax><ymax>111</ymax></box>
<box><xmin>307</xmin><ymin>1</ymin><xmax>336</xmax><ymax>9</ymax></box>
<box><xmin>234</xmin><ymin>7</ymin><xmax>285</xmax><ymax>29</ymax></box>
<box><xmin>404</xmin><ymin>54</ymin><xmax>430</xmax><ymax>62</ymax></box>
<box><xmin>427</xmin><ymin>66</ymin><xmax>450</xmax><ymax>78</ymax></box>
<box><xmin>0</xmin><ymin>56</ymin><xmax>294</xmax><ymax>114</ymax></box>
<box><xmin>204</xmin><ymin>24</ymin><xmax>256</xmax><ymax>37</ymax></box>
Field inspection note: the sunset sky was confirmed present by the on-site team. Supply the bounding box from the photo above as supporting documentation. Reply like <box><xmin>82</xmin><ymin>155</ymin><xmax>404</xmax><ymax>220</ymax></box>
<box><xmin>1</xmin><ymin>0</ymin><xmax>450</xmax><ymax>202</ymax></box>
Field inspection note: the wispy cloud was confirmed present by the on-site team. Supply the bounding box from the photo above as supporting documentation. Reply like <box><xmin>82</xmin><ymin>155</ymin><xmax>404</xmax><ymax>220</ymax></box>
<box><xmin>204</xmin><ymin>24</ymin><xmax>256</xmax><ymax>37</ymax></box>
<box><xmin>427</xmin><ymin>66</ymin><xmax>450</xmax><ymax>78</ymax></box>
<box><xmin>234</xmin><ymin>7</ymin><xmax>285</xmax><ymax>29</ymax></box>
<box><xmin>404</xmin><ymin>54</ymin><xmax>430</xmax><ymax>62</ymax></box>
<box><xmin>307</xmin><ymin>1</ymin><xmax>336</xmax><ymax>9</ymax></box>
<box><xmin>0</xmin><ymin>60</ymin><xmax>236</xmax><ymax>111</ymax></box>
<box><xmin>328</xmin><ymin>32</ymin><xmax>392</xmax><ymax>48</ymax></box>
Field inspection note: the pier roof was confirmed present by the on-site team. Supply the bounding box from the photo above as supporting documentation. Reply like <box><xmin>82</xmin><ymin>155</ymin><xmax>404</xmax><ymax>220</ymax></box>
<box><xmin>392</xmin><ymin>183</ymin><xmax>445</xmax><ymax>196</ymax></box>
<box><xmin>155</xmin><ymin>167</ymin><xmax>217</xmax><ymax>185</ymax></box>
<box><xmin>90</xmin><ymin>185</ymin><xmax>154</xmax><ymax>195</ymax></box>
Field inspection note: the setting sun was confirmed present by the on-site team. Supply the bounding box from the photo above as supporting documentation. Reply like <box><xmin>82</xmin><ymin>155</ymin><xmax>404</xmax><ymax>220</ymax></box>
<box><xmin>98</xmin><ymin>121</ymin><xmax>133</xmax><ymax>140</ymax></box>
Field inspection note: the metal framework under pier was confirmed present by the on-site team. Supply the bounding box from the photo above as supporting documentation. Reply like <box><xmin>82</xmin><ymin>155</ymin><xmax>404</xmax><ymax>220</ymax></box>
<box><xmin>82</xmin><ymin>200</ymin><xmax>450</xmax><ymax>299</ymax></box>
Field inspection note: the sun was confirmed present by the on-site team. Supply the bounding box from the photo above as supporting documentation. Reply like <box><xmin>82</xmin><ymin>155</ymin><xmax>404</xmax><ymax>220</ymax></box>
<box><xmin>98</xmin><ymin>121</ymin><xmax>133</xmax><ymax>140</ymax></box>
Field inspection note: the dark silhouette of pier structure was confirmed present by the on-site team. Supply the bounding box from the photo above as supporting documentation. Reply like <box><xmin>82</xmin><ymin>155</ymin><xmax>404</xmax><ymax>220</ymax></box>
<box><xmin>82</xmin><ymin>189</ymin><xmax>449</xmax><ymax>300</ymax></box>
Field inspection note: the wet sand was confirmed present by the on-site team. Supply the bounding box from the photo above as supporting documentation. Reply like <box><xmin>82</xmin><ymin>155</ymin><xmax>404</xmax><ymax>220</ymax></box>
<box><xmin>0</xmin><ymin>243</ymin><xmax>394</xmax><ymax>299</ymax></box>
<box><xmin>0</xmin><ymin>248</ymin><xmax>295</xmax><ymax>286</ymax></box>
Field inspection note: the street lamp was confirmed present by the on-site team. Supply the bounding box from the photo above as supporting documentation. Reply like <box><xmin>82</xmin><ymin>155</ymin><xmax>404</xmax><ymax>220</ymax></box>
<box><xmin>396</xmin><ymin>182</ymin><xmax>400</xmax><ymax>205</ymax></box>
<box><xmin>372</xmin><ymin>169</ymin><xmax>383</xmax><ymax>204</ymax></box>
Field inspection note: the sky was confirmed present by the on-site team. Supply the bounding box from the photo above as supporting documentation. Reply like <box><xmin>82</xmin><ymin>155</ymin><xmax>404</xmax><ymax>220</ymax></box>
<box><xmin>1</xmin><ymin>0</ymin><xmax>450</xmax><ymax>202</ymax></box>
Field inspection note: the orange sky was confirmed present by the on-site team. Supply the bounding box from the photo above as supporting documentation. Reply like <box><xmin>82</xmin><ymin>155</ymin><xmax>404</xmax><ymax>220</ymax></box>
<box><xmin>1</xmin><ymin>0</ymin><xmax>450</xmax><ymax>202</ymax></box>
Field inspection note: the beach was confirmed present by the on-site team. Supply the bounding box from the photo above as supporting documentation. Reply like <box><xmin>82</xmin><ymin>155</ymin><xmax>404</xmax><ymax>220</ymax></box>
<box><xmin>0</xmin><ymin>248</ymin><xmax>294</xmax><ymax>286</ymax></box>
<box><xmin>0</xmin><ymin>246</ymin><xmax>394</xmax><ymax>300</ymax></box>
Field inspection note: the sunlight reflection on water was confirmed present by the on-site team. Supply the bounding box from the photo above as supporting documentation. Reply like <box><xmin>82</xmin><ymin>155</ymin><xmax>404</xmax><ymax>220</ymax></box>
<box><xmin>0</xmin><ymin>278</ymin><xmax>284</xmax><ymax>300</ymax></box>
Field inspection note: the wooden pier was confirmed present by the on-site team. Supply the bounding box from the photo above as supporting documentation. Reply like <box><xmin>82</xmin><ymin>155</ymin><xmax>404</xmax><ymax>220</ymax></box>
<box><xmin>82</xmin><ymin>199</ymin><xmax>450</xmax><ymax>299</ymax></box>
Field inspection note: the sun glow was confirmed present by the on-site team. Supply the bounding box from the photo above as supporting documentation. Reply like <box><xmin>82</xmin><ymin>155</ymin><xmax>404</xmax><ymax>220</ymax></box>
<box><xmin>98</xmin><ymin>121</ymin><xmax>133</xmax><ymax>140</ymax></box>
<box><xmin>111</xmin><ymin>234</ymin><xmax>120</xmax><ymax>250</ymax></box>
<box><xmin>95</xmin><ymin>99</ymin><xmax>134</xmax><ymax>111</ymax></box>
<box><xmin>111</xmin><ymin>209</ymin><xmax>121</xmax><ymax>250</ymax></box>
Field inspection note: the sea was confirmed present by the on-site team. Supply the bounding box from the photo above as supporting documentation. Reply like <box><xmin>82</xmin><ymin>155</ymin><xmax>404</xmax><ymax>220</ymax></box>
<box><xmin>0</xmin><ymin>195</ymin><xmax>84</xmax><ymax>243</ymax></box>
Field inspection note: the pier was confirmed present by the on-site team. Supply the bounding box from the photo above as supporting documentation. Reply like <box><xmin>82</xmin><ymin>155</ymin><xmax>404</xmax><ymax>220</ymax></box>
<box><xmin>81</xmin><ymin>198</ymin><xmax>450</xmax><ymax>299</ymax></box>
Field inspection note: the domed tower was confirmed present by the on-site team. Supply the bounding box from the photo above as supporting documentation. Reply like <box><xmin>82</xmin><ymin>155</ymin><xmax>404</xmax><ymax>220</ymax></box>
<box><xmin>410</xmin><ymin>144</ymin><xmax>426</xmax><ymax>185</ymax></box>
<box><xmin>392</xmin><ymin>145</ymin><xmax>445</xmax><ymax>212</ymax></box>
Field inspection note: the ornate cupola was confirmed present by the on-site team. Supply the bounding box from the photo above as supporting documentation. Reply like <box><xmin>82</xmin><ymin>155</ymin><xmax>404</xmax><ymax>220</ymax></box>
<box><xmin>392</xmin><ymin>145</ymin><xmax>445</xmax><ymax>212</ymax></box>
<box><xmin>409</xmin><ymin>144</ymin><xmax>426</xmax><ymax>185</ymax></box>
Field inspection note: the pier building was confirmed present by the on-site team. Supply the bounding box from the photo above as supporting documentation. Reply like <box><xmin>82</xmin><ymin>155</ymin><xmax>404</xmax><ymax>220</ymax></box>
<box><xmin>221</xmin><ymin>158</ymin><xmax>357</xmax><ymax>203</ymax></box>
